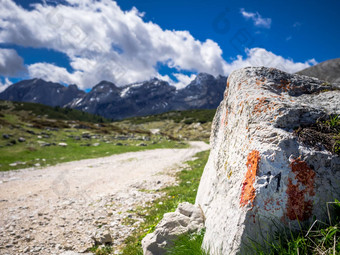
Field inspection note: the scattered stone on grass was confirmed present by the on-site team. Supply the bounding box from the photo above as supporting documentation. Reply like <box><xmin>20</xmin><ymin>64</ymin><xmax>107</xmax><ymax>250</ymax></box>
<box><xmin>18</xmin><ymin>137</ymin><xmax>26</xmax><ymax>142</ymax></box>
<box><xmin>142</xmin><ymin>202</ymin><xmax>204</xmax><ymax>255</ymax></box>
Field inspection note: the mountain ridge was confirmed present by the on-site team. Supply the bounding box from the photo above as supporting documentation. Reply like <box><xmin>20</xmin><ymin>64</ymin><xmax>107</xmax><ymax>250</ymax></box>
<box><xmin>7</xmin><ymin>56</ymin><xmax>339</xmax><ymax>121</ymax></box>
<box><xmin>0</xmin><ymin>78</ymin><xmax>85</xmax><ymax>107</ymax></box>
<box><xmin>0</xmin><ymin>74</ymin><xmax>227</xmax><ymax>120</ymax></box>
<box><xmin>297</xmin><ymin>58</ymin><xmax>340</xmax><ymax>83</ymax></box>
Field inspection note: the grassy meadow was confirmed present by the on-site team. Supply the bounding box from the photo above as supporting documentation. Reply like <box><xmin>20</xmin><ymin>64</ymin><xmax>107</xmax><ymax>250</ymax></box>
<box><xmin>0</xmin><ymin>100</ymin><xmax>214</xmax><ymax>171</ymax></box>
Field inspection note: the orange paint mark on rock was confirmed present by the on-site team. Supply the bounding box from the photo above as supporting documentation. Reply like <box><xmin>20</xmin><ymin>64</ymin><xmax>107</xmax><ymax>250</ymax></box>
<box><xmin>240</xmin><ymin>150</ymin><xmax>260</xmax><ymax>207</ymax></box>
<box><xmin>291</xmin><ymin>159</ymin><xmax>316</xmax><ymax>196</ymax></box>
<box><xmin>285</xmin><ymin>158</ymin><xmax>316</xmax><ymax>221</ymax></box>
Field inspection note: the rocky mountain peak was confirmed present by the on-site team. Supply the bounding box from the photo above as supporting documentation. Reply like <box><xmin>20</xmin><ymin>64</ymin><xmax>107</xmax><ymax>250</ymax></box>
<box><xmin>68</xmin><ymin>84</ymin><xmax>80</xmax><ymax>90</ymax></box>
<box><xmin>188</xmin><ymin>73</ymin><xmax>215</xmax><ymax>87</ymax></box>
<box><xmin>0</xmin><ymin>73</ymin><xmax>228</xmax><ymax>119</ymax></box>
<box><xmin>91</xmin><ymin>81</ymin><xmax>120</xmax><ymax>92</ymax></box>
<box><xmin>0</xmin><ymin>78</ymin><xmax>84</xmax><ymax>107</ymax></box>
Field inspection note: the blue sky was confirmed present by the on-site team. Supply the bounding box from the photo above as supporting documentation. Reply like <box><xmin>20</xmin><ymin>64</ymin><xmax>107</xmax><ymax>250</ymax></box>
<box><xmin>0</xmin><ymin>0</ymin><xmax>339</xmax><ymax>91</ymax></box>
<box><xmin>118</xmin><ymin>0</ymin><xmax>339</xmax><ymax>62</ymax></box>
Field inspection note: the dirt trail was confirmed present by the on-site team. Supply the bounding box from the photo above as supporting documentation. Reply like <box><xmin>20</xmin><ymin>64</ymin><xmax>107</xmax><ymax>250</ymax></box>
<box><xmin>0</xmin><ymin>141</ymin><xmax>209</xmax><ymax>254</ymax></box>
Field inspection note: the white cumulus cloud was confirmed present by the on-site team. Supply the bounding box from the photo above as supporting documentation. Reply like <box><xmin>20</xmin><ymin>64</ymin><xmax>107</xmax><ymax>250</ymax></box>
<box><xmin>0</xmin><ymin>0</ymin><xmax>227</xmax><ymax>89</ymax></box>
<box><xmin>172</xmin><ymin>73</ymin><xmax>197</xmax><ymax>89</ymax></box>
<box><xmin>223</xmin><ymin>48</ymin><xmax>317</xmax><ymax>74</ymax></box>
<box><xmin>0</xmin><ymin>0</ymin><xmax>315</xmax><ymax>89</ymax></box>
<box><xmin>0</xmin><ymin>48</ymin><xmax>26</xmax><ymax>76</ymax></box>
<box><xmin>240</xmin><ymin>8</ymin><xmax>272</xmax><ymax>28</ymax></box>
<box><xmin>28</xmin><ymin>62</ymin><xmax>83</xmax><ymax>85</ymax></box>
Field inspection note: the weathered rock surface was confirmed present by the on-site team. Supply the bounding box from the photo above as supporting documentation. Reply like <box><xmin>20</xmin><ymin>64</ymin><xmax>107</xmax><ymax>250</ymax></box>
<box><xmin>142</xmin><ymin>202</ymin><xmax>204</xmax><ymax>255</ymax></box>
<box><xmin>196</xmin><ymin>67</ymin><xmax>340</xmax><ymax>254</ymax></box>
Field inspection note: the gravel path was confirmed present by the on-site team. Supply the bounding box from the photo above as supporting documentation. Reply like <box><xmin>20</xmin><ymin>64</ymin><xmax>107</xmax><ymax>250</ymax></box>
<box><xmin>0</xmin><ymin>141</ymin><xmax>209</xmax><ymax>254</ymax></box>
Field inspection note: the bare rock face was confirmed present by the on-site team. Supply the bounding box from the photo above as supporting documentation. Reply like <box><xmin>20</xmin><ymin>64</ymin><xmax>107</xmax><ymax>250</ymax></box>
<box><xmin>142</xmin><ymin>202</ymin><xmax>204</xmax><ymax>255</ymax></box>
<box><xmin>196</xmin><ymin>67</ymin><xmax>340</xmax><ymax>254</ymax></box>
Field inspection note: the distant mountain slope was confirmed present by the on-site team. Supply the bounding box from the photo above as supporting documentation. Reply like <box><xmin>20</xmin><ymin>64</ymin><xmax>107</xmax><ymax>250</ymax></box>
<box><xmin>0</xmin><ymin>100</ymin><xmax>109</xmax><ymax>123</ymax></box>
<box><xmin>69</xmin><ymin>78</ymin><xmax>177</xmax><ymax>119</ymax></box>
<box><xmin>297</xmin><ymin>58</ymin><xmax>340</xmax><ymax>83</ymax></box>
<box><xmin>173</xmin><ymin>73</ymin><xmax>227</xmax><ymax>111</ymax></box>
<box><xmin>0</xmin><ymin>74</ymin><xmax>227</xmax><ymax>120</ymax></box>
<box><xmin>0</xmin><ymin>78</ymin><xmax>85</xmax><ymax>107</ymax></box>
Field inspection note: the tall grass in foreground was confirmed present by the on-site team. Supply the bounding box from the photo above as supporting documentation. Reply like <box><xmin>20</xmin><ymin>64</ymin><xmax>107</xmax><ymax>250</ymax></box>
<box><xmin>166</xmin><ymin>229</ymin><xmax>208</xmax><ymax>255</ymax></box>
<box><xmin>168</xmin><ymin>200</ymin><xmax>340</xmax><ymax>255</ymax></box>
<box><xmin>251</xmin><ymin>200</ymin><xmax>340</xmax><ymax>255</ymax></box>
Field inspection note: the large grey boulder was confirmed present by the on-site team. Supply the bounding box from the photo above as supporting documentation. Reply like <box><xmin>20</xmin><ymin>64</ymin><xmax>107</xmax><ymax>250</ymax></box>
<box><xmin>142</xmin><ymin>202</ymin><xmax>204</xmax><ymax>255</ymax></box>
<box><xmin>196</xmin><ymin>67</ymin><xmax>340</xmax><ymax>254</ymax></box>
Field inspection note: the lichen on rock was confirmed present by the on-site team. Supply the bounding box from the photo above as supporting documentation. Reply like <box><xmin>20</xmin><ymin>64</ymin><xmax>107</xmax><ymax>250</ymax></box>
<box><xmin>195</xmin><ymin>67</ymin><xmax>340</xmax><ymax>255</ymax></box>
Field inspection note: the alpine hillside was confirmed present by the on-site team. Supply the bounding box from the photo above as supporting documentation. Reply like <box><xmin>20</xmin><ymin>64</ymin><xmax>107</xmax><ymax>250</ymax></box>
<box><xmin>297</xmin><ymin>58</ymin><xmax>340</xmax><ymax>83</ymax></box>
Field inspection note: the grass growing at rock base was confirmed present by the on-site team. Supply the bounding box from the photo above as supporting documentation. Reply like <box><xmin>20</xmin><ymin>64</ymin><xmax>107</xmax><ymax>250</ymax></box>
<box><xmin>89</xmin><ymin>245</ymin><xmax>114</xmax><ymax>255</ymax></box>
<box><xmin>166</xmin><ymin>229</ymin><xmax>208</xmax><ymax>255</ymax></box>
<box><xmin>117</xmin><ymin>150</ymin><xmax>210</xmax><ymax>255</ymax></box>
<box><xmin>250</xmin><ymin>200</ymin><xmax>340</xmax><ymax>255</ymax></box>
<box><xmin>167</xmin><ymin>200</ymin><xmax>340</xmax><ymax>255</ymax></box>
